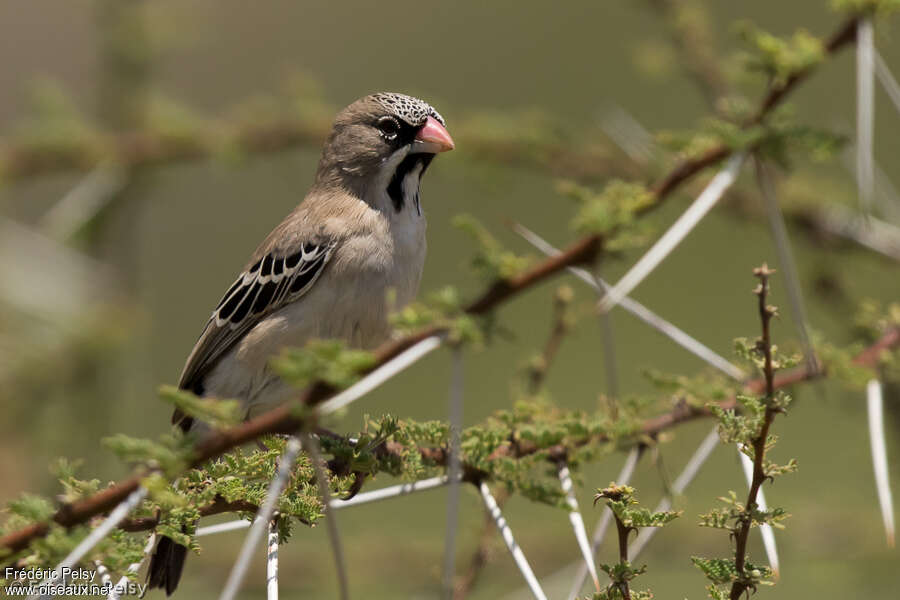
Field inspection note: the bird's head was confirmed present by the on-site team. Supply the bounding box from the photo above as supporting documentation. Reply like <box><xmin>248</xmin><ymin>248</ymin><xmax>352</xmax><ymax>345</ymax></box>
<box><xmin>314</xmin><ymin>92</ymin><xmax>454</xmax><ymax>211</ymax></box>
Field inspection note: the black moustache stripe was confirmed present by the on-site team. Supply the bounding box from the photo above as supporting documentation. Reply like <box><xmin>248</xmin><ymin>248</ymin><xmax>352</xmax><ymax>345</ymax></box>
<box><xmin>387</xmin><ymin>154</ymin><xmax>434</xmax><ymax>212</ymax></box>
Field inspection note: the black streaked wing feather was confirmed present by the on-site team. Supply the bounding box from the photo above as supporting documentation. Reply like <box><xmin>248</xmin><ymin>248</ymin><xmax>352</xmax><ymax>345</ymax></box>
<box><xmin>177</xmin><ymin>242</ymin><xmax>335</xmax><ymax>398</ymax></box>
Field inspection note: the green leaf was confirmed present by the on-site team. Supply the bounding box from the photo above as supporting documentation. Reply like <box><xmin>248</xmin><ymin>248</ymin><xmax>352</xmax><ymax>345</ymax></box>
<box><xmin>271</xmin><ymin>340</ymin><xmax>375</xmax><ymax>390</ymax></box>
<box><xmin>159</xmin><ymin>385</ymin><xmax>242</xmax><ymax>429</ymax></box>
<box><xmin>453</xmin><ymin>214</ymin><xmax>533</xmax><ymax>281</ymax></box>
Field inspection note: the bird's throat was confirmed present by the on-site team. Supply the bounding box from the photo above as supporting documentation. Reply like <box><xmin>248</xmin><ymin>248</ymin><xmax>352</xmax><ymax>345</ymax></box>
<box><xmin>386</xmin><ymin>154</ymin><xmax>433</xmax><ymax>213</ymax></box>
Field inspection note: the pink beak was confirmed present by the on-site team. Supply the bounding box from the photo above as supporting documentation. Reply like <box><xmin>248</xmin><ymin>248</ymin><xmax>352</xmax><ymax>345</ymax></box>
<box><xmin>412</xmin><ymin>116</ymin><xmax>455</xmax><ymax>153</ymax></box>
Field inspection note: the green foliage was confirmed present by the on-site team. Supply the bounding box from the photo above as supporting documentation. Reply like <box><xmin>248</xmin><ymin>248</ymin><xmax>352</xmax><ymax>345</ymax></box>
<box><xmin>591</xmin><ymin>564</ymin><xmax>652</xmax><ymax>599</ymax></box>
<box><xmin>658</xmin><ymin>109</ymin><xmax>844</xmax><ymax>168</ymax></box>
<box><xmin>453</xmin><ymin>214</ymin><xmax>533</xmax><ymax>281</ymax></box>
<box><xmin>594</xmin><ymin>484</ymin><xmax>681</xmax><ymax>528</ymax></box>
<box><xmin>692</xmin><ymin>557</ymin><xmax>774</xmax><ymax>593</ymax></box>
<box><xmin>643</xmin><ymin>369</ymin><xmax>734</xmax><ymax>408</ymax></box>
<box><xmin>6</xmin><ymin>494</ymin><xmax>55</xmax><ymax>524</ymax></box>
<box><xmin>737</xmin><ymin>23</ymin><xmax>824</xmax><ymax>85</ymax></box>
<box><xmin>159</xmin><ymin>385</ymin><xmax>242</xmax><ymax>429</ymax></box>
<box><xmin>591</xmin><ymin>484</ymin><xmax>678</xmax><ymax>600</ymax></box>
<box><xmin>51</xmin><ymin>458</ymin><xmax>102</xmax><ymax>504</ymax></box>
<box><xmin>102</xmin><ymin>432</ymin><xmax>192</xmax><ymax>477</ymax></box>
<box><xmin>390</xmin><ymin>286</ymin><xmax>487</xmax><ymax>347</ymax></box>
<box><xmin>699</xmin><ymin>490</ymin><xmax>791</xmax><ymax>532</ymax></box>
<box><xmin>142</xmin><ymin>92</ymin><xmax>209</xmax><ymax>150</ymax></box>
<box><xmin>561</xmin><ymin>180</ymin><xmax>654</xmax><ymax>250</ymax></box>
<box><xmin>6</xmin><ymin>79</ymin><xmax>104</xmax><ymax>173</ymax></box>
<box><xmin>854</xmin><ymin>300</ymin><xmax>900</xmax><ymax>341</ymax></box>
<box><xmin>271</xmin><ymin>339</ymin><xmax>375</xmax><ymax>390</ymax></box>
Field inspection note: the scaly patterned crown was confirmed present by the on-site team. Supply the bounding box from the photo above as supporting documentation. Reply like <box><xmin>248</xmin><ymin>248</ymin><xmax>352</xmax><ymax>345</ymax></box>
<box><xmin>371</xmin><ymin>92</ymin><xmax>445</xmax><ymax>127</ymax></box>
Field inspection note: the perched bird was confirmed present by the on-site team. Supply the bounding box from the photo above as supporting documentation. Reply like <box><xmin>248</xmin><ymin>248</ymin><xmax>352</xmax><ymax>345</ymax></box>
<box><xmin>147</xmin><ymin>92</ymin><xmax>454</xmax><ymax>595</ymax></box>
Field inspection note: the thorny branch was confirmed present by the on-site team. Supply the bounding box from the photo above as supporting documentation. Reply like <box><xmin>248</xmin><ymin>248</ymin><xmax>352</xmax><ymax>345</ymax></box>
<box><xmin>729</xmin><ymin>265</ymin><xmax>778</xmax><ymax>600</ymax></box>
<box><xmin>0</xmin><ymin>14</ymin><xmax>865</xmax><ymax>557</ymax></box>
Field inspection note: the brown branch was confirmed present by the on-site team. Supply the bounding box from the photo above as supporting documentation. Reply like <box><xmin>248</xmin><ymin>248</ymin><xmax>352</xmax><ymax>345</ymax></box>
<box><xmin>0</xmin><ymin>15</ymin><xmax>862</xmax><ymax>556</ymax></box>
<box><xmin>527</xmin><ymin>286</ymin><xmax>575</xmax><ymax>392</ymax></box>
<box><xmin>16</xmin><ymin>325</ymin><xmax>892</xmax><ymax>544</ymax></box>
<box><xmin>613</xmin><ymin>512</ymin><xmax>633</xmax><ymax>600</ymax></box>
<box><xmin>118</xmin><ymin>498</ymin><xmax>269</xmax><ymax>532</ymax></box>
<box><xmin>0</xmin><ymin>116</ymin><xmax>633</xmax><ymax>185</ymax></box>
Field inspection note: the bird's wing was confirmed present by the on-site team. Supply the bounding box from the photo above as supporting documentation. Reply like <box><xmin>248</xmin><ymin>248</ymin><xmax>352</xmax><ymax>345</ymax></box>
<box><xmin>176</xmin><ymin>239</ymin><xmax>336</xmax><ymax>404</ymax></box>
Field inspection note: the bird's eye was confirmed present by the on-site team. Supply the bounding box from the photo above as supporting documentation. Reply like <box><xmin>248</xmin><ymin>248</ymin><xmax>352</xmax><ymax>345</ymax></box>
<box><xmin>377</xmin><ymin>117</ymin><xmax>400</xmax><ymax>140</ymax></box>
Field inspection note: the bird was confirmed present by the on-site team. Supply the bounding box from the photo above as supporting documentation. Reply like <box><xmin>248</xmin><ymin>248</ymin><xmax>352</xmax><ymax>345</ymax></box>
<box><xmin>146</xmin><ymin>92</ymin><xmax>454</xmax><ymax>595</ymax></box>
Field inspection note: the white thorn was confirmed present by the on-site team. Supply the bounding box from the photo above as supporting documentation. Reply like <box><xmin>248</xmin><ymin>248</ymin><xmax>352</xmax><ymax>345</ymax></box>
<box><xmin>867</xmin><ymin>379</ymin><xmax>896</xmax><ymax>547</ymax></box>
<box><xmin>513</xmin><ymin>223</ymin><xmax>744</xmax><ymax>381</ymax></box>
<box><xmin>479</xmin><ymin>482</ymin><xmax>548</xmax><ymax>600</ymax></box>
<box><xmin>198</xmin><ymin>476</ymin><xmax>456</xmax><ymax>539</ymax></box>
<box><xmin>629</xmin><ymin>428</ymin><xmax>720</xmax><ymax>560</ymax></box>
<box><xmin>316</xmin><ymin>335</ymin><xmax>443</xmax><ymax>415</ymax></box>
<box><xmin>29</xmin><ymin>486</ymin><xmax>148</xmax><ymax>599</ymax></box>
<box><xmin>857</xmin><ymin>18</ymin><xmax>875</xmax><ymax>214</ymax></box>
<box><xmin>557</xmin><ymin>464</ymin><xmax>600</xmax><ymax>592</ymax></box>
<box><xmin>333</xmin><ymin>475</ymin><xmax>453</xmax><ymax>510</ymax></box>
<box><xmin>738</xmin><ymin>447</ymin><xmax>780</xmax><ymax>576</ymax></box>
<box><xmin>875</xmin><ymin>50</ymin><xmax>900</xmax><ymax>120</ymax></box>
<box><xmin>108</xmin><ymin>533</ymin><xmax>156</xmax><ymax>600</ymax></box>
<box><xmin>755</xmin><ymin>158</ymin><xmax>816</xmax><ymax>372</ymax></box>
<box><xmin>303</xmin><ymin>433</ymin><xmax>350</xmax><ymax>600</ymax></box>
<box><xmin>266</xmin><ymin>518</ymin><xmax>280</xmax><ymax>600</ymax></box>
<box><xmin>567</xmin><ymin>447</ymin><xmax>642</xmax><ymax>600</ymax></box>
<box><xmin>598</xmin><ymin>152</ymin><xmax>745</xmax><ymax>314</ymax></box>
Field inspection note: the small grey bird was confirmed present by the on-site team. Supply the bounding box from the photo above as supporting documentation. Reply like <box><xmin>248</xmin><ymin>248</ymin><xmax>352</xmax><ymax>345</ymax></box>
<box><xmin>147</xmin><ymin>92</ymin><xmax>453</xmax><ymax>595</ymax></box>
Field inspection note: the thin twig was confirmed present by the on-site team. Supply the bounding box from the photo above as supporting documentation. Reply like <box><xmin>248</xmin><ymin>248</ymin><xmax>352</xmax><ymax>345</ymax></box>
<box><xmin>599</xmin><ymin>307</ymin><xmax>620</xmax><ymax>400</ymax></box>
<box><xmin>527</xmin><ymin>288</ymin><xmax>574</xmax><ymax>393</ymax></box>
<box><xmin>729</xmin><ymin>264</ymin><xmax>778</xmax><ymax>600</ymax></box>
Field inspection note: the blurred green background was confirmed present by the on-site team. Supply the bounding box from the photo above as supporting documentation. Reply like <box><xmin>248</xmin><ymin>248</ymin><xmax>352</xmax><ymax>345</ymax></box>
<box><xmin>1</xmin><ymin>0</ymin><xmax>899</xmax><ymax>598</ymax></box>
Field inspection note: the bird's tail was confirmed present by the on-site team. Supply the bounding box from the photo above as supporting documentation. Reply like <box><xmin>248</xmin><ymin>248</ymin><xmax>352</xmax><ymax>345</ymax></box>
<box><xmin>147</xmin><ymin>535</ymin><xmax>188</xmax><ymax>596</ymax></box>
